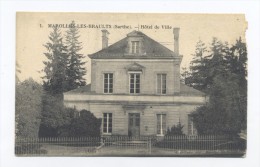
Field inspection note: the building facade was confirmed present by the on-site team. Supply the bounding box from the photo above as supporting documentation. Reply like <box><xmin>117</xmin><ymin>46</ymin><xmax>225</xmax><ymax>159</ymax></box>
<box><xmin>64</xmin><ymin>29</ymin><xmax>206</xmax><ymax>137</ymax></box>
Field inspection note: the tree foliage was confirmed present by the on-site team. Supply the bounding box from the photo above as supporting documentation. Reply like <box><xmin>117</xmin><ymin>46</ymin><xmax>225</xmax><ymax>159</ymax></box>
<box><xmin>68</xmin><ymin>110</ymin><xmax>101</xmax><ymax>137</ymax></box>
<box><xmin>40</xmin><ymin>108</ymin><xmax>102</xmax><ymax>137</ymax></box>
<box><xmin>166</xmin><ymin>122</ymin><xmax>184</xmax><ymax>136</ymax></box>
<box><xmin>42</xmin><ymin>22</ymin><xmax>86</xmax><ymax>96</ymax></box>
<box><xmin>42</xmin><ymin>26</ymin><xmax>68</xmax><ymax>95</ymax></box>
<box><xmin>39</xmin><ymin>22</ymin><xmax>88</xmax><ymax>137</ymax></box>
<box><xmin>39</xmin><ymin>93</ymin><xmax>75</xmax><ymax>137</ymax></box>
<box><xmin>64</xmin><ymin>21</ymin><xmax>86</xmax><ymax>90</ymax></box>
<box><xmin>185</xmin><ymin>37</ymin><xmax>247</xmax><ymax>135</ymax></box>
<box><xmin>16</xmin><ymin>78</ymin><xmax>42</xmax><ymax>138</ymax></box>
<box><xmin>184</xmin><ymin>40</ymin><xmax>208</xmax><ymax>91</ymax></box>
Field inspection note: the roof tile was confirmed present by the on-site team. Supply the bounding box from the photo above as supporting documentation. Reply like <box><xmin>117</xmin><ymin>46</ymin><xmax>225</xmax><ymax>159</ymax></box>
<box><xmin>89</xmin><ymin>31</ymin><xmax>179</xmax><ymax>59</ymax></box>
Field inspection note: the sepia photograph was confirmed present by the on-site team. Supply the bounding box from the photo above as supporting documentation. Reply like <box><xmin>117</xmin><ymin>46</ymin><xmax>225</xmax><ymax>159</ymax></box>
<box><xmin>14</xmin><ymin>12</ymin><xmax>248</xmax><ymax>157</ymax></box>
<box><xmin>1</xmin><ymin>0</ymin><xmax>260</xmax><ymax>166</ymax></box>
<box><xmin>3</xmin><ymin>2</ymin><xmax>260</xmax><ymax>167</ymax></box>
<box><xmin>13</xmin><ymin>12</ymin><xmax>251</xmax><ymax>158</ymax></box>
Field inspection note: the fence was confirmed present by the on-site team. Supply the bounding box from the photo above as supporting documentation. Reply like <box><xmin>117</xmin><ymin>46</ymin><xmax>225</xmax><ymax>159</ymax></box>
<box><xmin>15</xmin><ymin>135</ymin><xmax>246</xmax><ymax>156</ymax></box>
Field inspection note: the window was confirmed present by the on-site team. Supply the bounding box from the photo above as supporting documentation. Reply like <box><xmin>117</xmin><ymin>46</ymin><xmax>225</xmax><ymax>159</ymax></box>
<box><xmin>188</xmin><ymin>115</ymin><xmax>197</xmax><ymax>135</ymax></box>
<box><xmin>157</xmin><ymin>114</ymin><xmax>166</xmax><ymax>135</ymax></box>
<box><xmin>131</xmin><ymin>41</ymin><xmax>140</xmax><ymax>54</ymax></box>
<box><xmin>157</xmin><ymin>74</ymin><xmax>166</xmax><ymax>94</ymax></box>
<box><xmin>104</xmin><ymin>73</ymin><xmax>113</xmax><ymax>93</ymax></box>
<box><xmin>103</xmin><ymin>113</ymin><xmax>112</xmax><ymax>134</ymax></box>
<box><xmin>130</xmin><ymin>73</ymin><xmax>140</xmax><ymax>94</ymax></box>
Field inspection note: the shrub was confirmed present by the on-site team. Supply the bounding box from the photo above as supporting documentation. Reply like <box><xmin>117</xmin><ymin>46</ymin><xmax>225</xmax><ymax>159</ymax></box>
<box><xmin>39</xmin><ymin>93</ymin><xmax>101</xmax><ymax>138</ymax></box>
<box><xmin>68</xmin><ymin>110</ymin><xmax>102</xmax><ymax>137</ymax></box>
<box><xmin>39</xmin><ymin>94</ymin><xmax>75</xmax><ymax>137</ymax></box>
<box><xmin>166</xmin><ymin>122</ymin><xmax>184</xmax><ymax>136</ymax></box>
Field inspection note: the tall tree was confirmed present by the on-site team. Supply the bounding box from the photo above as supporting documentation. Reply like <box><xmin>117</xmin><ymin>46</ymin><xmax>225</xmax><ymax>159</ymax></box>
<box><xmin>227</xmin><ymin>37</ymin><xmax>247</xmax><ymax>130</ymax></box>
<box><xmin>40</xmin><ymin>27</ymin><xmax>69</xmax><ymax>136</ymax></box>
<box><xmin>16</xmin><ymin>78</ymin><xmax>42</xmax><ymax>138</ymax></box>
<box><xmin>226</xmin><ymin>37</ymin><xmax>247</xmax><ymax>89</ymax></box>
<box><xmin>64</xmin><ymin>21</ymin><xmax>86</xmax><ymax>91</ymax></box>
<box><xmin>180</xmin><ymin>67</ymin><xmax>190</xmax><ymax>84</ymax></box>
<box><xmin>185</xmin><ymin>40</ymin><xmax>208</xmax><ymax>91</ymax></box>
<box><xmin>190</xmin><ymin>38</ymin><xmax>247</xmax><ymax>135</ymax></box>
<box><xmin>40</xmin><ymin>25</ymin><xmax>87</xmax><ymax>137</ymax></box>
<box><xmin>203</xmin><ymin>38</ymin><xmax>229</xmax><ymax>93</ymax></box>
<box><xmin>42</xmin><ymin>26</ymin><xmax>68</xmax><ymax>96</ymax></box>
<box><xmin>192</xmin><ymin>72</ymin><xmax>244</xmax><ymax>135</ymax></box>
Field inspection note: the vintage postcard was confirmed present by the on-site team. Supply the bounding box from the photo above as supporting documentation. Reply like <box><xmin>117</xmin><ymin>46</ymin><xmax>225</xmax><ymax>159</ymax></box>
<box><xmin>15</xmin><ymin>12</ymin><xmax>247</xmax><ymax>157</ymax></box>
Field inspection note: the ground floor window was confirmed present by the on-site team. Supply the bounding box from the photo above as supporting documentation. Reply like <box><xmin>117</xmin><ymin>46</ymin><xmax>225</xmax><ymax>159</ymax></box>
<box><xmin>188</xmin><ymin>114</ymin><xmax>197</xmax><ymax>135</ymax></box>
<box><xmin>103</xmin><ymin>113</ymin><xmax>112</xmax><ymax>134</ymax></box>
<box><xmin>157</xmin><ymin>114</ymin><xmax>166</xmax><ymax>135</ymax></box>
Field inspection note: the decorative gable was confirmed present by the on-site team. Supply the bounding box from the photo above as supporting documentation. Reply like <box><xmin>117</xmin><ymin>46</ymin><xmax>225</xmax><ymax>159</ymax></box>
<box><xmin>125</xmin><ymin>62</ymin><xmax>145</xmax><ymax>73</ymax></box>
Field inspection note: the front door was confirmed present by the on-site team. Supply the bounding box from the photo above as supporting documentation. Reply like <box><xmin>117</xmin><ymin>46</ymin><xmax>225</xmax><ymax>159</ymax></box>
<box><xmin>128</xmin><ymin>113</ymin><xmax>140</xmax><ymax>137</ymax></box>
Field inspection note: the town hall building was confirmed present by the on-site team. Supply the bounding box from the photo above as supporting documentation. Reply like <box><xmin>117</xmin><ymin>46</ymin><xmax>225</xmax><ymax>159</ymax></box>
<box><xmin>64</xmin><ymin>28</ymin><xmax>206</xmax><ymax>137</ymax></box>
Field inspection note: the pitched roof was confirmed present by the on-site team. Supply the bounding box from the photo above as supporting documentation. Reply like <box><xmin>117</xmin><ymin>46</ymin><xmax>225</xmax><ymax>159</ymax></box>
<box><xmin>179</xmin><ymin>83</ymin><xmax>205</xmax><ymax>96</ymax></box>
<box><xmin>64</xmin><ymin>83</ymin><xmax>205</xmax><ymax>96</ymax></box>
<box><xmin>89</xmin><ymin>30</ymin><xmax>180</xmax><ymax>59</ymax></box>
<box><xmin>64</xmin><ymin>84</ymin><xmax>91</xmax><ymax>94</ymax></box>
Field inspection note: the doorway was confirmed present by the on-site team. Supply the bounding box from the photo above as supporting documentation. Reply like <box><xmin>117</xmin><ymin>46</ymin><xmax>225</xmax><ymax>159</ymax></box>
<box><xmin>128</xmin><ymin>113</ymin><xmax>140</xmax><ymax>137</ymax></box>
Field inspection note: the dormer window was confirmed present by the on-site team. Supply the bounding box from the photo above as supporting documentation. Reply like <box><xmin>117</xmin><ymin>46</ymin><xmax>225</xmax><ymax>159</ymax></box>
<box><xmin>131</xmin><ymin>41</ymin><xmax>140</xmax><ymax>54</ymax></box>
<box><xmin>126</xmin><ymin>31</ymin><xmax>144</xmax><ymax>55</ymax></box>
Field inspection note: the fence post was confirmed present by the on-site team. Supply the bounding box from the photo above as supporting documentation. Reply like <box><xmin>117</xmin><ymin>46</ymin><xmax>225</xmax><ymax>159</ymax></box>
<box><xmin>149</xmin><ymin>137</ymin><xmax>152</xmax><ymax>155</ymax></box>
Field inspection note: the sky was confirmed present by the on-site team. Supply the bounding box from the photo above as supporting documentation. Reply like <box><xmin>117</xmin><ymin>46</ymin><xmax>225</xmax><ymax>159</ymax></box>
<box><xmin>16</xmin><ymin>13</ymin><xmax>247</xmax><ymax>84</ymax></box>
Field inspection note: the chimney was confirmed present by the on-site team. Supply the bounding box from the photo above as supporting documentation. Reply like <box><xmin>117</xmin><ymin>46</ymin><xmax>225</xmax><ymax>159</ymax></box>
<box><xmin>173</xmin><ymin>27</ymin><xmax>180</xmax><ymax>55</ymax></box>
<box><xmin>101</xmin><ymin>29</ymin><xmax>109</xmax><ymax>49</ymax></box>
<box><xmin>173</xmin><ymin>28</ymin><xmax>181</xmax><ymax>94</ymax></box>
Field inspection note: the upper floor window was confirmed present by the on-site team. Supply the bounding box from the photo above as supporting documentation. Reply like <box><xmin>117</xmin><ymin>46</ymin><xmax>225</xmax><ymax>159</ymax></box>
<box><xmin>131</xmin><ymin>41</ymin><xmax>140</xmax><ymax>54</ymax></box>
<box><xmin>157</xmin><ymin>74</ymin><xmax>167</xmax><ymax>94</ymax></box>
<box><xmin>130</xmin><ymin>73</ymin><xmax>140</xmax><ymax>94</ymax></box>
<box><xmin>104</xmin><ymin>73</ymin><xmax>113</xmax><ymax>93</ymax></box>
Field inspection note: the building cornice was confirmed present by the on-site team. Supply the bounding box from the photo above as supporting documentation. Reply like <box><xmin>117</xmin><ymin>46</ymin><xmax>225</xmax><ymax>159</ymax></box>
<box><xmin>64</xmin><ymin>94</ymin><xmax>206</xmax><ymax>105</ymax></box>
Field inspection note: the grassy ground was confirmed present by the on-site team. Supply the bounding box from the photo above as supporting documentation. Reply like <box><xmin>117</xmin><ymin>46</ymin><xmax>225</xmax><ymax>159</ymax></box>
<box><xmin>28</xmin><ymin>144</ymin><xmax>245</xmax><ymax>157</ymax></box>
<box><xmin>44</xmin><ymin>144</ymin><xmax>98</xmax><ymax>156</ymax></box>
